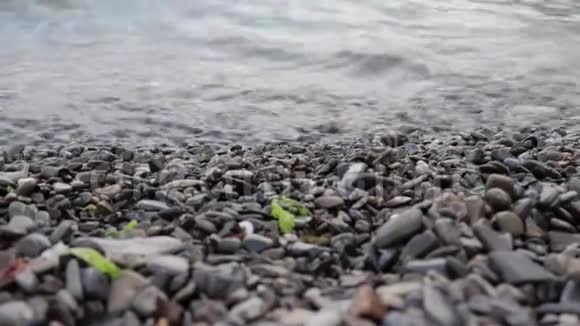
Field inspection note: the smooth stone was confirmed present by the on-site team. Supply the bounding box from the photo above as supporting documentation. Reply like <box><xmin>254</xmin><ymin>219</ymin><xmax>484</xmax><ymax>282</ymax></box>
<box><xmin>489</xmin><ymin>251</ymin><xmax>555</xmax><ymax>284</ymax></box>
<box><xmin>147</xmin><ymin>255</ymin><xmax>189</xmax><ymax>275</ymax></box>
<box><xmin>132</xmin><ymin>286</ymin><xmax>168</xmax><ymax>317</ymax></box>
<box><xmin>464</xmin><ymin>196</ymin><xmax>486</xmax><ymax>223</ymax></box>
<box><xmin>95</xmin><ymin>184</ymin><xmax>122</xmax><ymax>198</ymax></box>
<box><xmin>0</xmin><ymin>216</ymin><xmax>35</xmax><ymax>237</ymax></box>
<box><xmin>485</xmin><ymin>188</ymin><xmax>512</xmax><ymax>211</ymax></box>
<box><xmin>374</xmin><ymin>208</ymin><xmax>424</xmax><ymax>248</ymax></box>
<box><xmin>73</xmin><ymin>192</ymin><xmax>93</xmax><ymax>207</ymax></box>
<box><xmin>385</xmin><ymin>196</ymin><xmax>412</xmax><ymax>208</ymax></box>
<box><xmin>136</xmin><ymin>200</ymin><xmax>170</xmax><ymax>211</ymax></box>
<box><xmin>160</xmin><ymin>179</ymin><xmax>204</xmax><ymax>190</ymax></box>
<box><xmin>433</xmin><ymin>219</ymin><xmax>461</xmax><ymax>246</ymax></box>
<box><xmin>229</xmin><ymin>296</ymin><xmax>266</xmax><ymax>322</ymax></box>
<box><xmin>15</xmin><ymin>178</ymin><xmax>37</xmax><ymax>197</ymax></box>
<box><xmin>8</xmin><ymin>201</ymin><xmax>27</xmax><ymax>218</ymax></box>
<box><xmin>66</xmin><ymin>259</ymin><xmax>84</xmax><ymax>301</ymax></box>
<box><xmin>404</xmin><ymin>258</ymin><xmax>448</xmax><ymax>276</ymax></box>
<box><xmin>561</xmin><ymin>280</ymin><xmax>580</xmax><ymax>304</ymax></box>
<box><xmin>286</xmin><ymin>242</ymin><xmax>325</xmax><ymax>257</ymax></box>
<box><xmin>216</xmin><ymin>237</ymin><xmax>242</xmax><ymax>254</ymax></box>
<box><xmin>523</xmin><ymin>160</ymin><xmax>561</xmax><ymax>179</ymax></box>
<box><xmin>108</xmin><ymin>271</ymin><xmax>148</xmax><ymax>313</ymax></box>
<box><xmin>243</xmin><ymin>234</ymin><xmax>274</xmax><ymax>253</ymax></box>
<box><xmin>548</xmin><ymin>232</ymin><xmax>580</xmax><ymax>253</ymax></box>
<box><xmin>513</xmin><ymin>198</ymin><xmax>534</xmax><ymax>219</ymax></box>
<box><xmin>494</xmin><ymin>211</ymin><xmax>524</xmax><ymax>236</ymax></box>
<box><xmin>473</xmin><ymin>222</ymin><xmax>513</xmax><ymax>251</ymax></box>
<box><xmin>53</xmin><ymin>182</ymin><xmax>73</xmax><ymax>194</ymax></box>
<box><xmin>540</xmin><ymin>186</ymin><xmax>559</xmax><ymax>207</ymax></box>
<box><xmin>423</xmin><ymin>286</ymin><xmax>461</xmax><ymax>326</ymax></box>
<box><xmin>49</xmin><ymin>220</ymin><xmax>77</xmax><ymax>244</ymax></box>
<box><xmin>71</xmin><ymin>236</ymin><xmax>183</xmax><ymax>265</ymax></box>
<box><xmin>82</xmin><ymin>268</ymin><xmax>110</xmax><ymax>300</ymax></box>
<box><xmin>41</xmin><ymin>166</ymin><xmax>60</xmax><ymax>179</ymax></box>
<box><xmin>314</xmin><ymin>196</ymin><xmax>344</xmax><ymax>209</ymax></box>
<box><xmin>560</xmin><ymin>191</ymin><xmax>578</xmax><ymax>204</ymax></box>
<box><xmin>467</xmin><ymin>148</ymin><xmax>485</xmax><ymax>164</ymax></box>
<box><xmin>34</xmin><ymin>211</ymin><xmax>50</xmax><ymax>227</ymax></box>
<box><xmin>400</xmin><ymin>231</ymin><xmax>439</xmax><ymax>262</ymax></box>
<box><xmin>0</xmin><ymin>301</ymin><xmax>34</xmax><ymax>326</ymax></box>
<box><xmin>486</xmin><ymin>174</ymin><xmax>514</xmax><ymax>197</ymax></box>
<box><xmin>14</xmin><ymin>233</ymin><xmax>51</xmax><ymax>258</ymax></box>
<box><xmin>193</xmin><ymin>263</ymin><xmax>246</xmax><ymax>300</ymax></box>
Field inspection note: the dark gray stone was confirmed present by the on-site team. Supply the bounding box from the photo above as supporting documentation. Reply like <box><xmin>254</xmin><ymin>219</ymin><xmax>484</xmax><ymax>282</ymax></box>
<box><xmin>243</xmin><ymin>234</ymin><xmax>274</xmax><ymax>253</ymax></box>
<box><xmin>473</xmin><ymin>222</ymin><xmax>513</xmax><ymax>251</ymax></box>
<box><xmin>401</xmin><ymin>231</ymin><xmax>439</xmax><ymax>262</ymax></box>
<box><xmin>485</xmin><ymin>188</ymin><xmax>512</xmax><ymax>211</ymax></box>
<box><xmin>548</xmin><ymin>231</ymin><xmax>580</xmax><ymax>253</ymax></box>
<box><xmin>423</xmin><ymin>286</ymin><xmax>461</xmax><ymax>326</ymax></box>
<box><xmin>494</xmin><ymin>211</ymin><xmax>524</xmax><ymax>236</ymax></box>
<box><xmin>14</xmin><ymin>233</ymin><xmax>51</xmax><ymax>258</ymax></box>
<box><xmin>314</xmin><ymin>196</ymin><xmax>344</xmax><ymax>209</ymax></box>
<box><xmin>486</xmin><ymin>174</ymin><xmax>514</xmax><ymax>197</ymax></box>
<box><xmin>132</xmin><ymin>286</ymin><xmax>167</xmax><ymax>317</ymax></box>
<box><xmin>374</xmin><ymin>208</ymin><xmax>424</xmax><ymax>248</ymax></box>
<box><xmin>433</xmin><ymin>219</ymin><xmax>461</xmax><ymax>246</ymax></box>
<box><xmin>81</xmin><ymin>268</ymin><xmax>110</xmax><ymax>300</ymax></box>
<box><xmin>489</xmin><ymin>251</ymin><xmax>556</xmax><ymax>284</ymax></box>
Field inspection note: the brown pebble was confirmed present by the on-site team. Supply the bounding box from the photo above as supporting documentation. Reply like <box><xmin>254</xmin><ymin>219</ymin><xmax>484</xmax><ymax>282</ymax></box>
<box><xmin>348</xmin><ymin>285</ymin><xmax>387</xmax><ymax>321</ymax></box>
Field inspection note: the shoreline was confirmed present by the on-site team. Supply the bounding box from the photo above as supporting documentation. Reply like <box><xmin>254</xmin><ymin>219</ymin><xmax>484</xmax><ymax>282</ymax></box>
<box><xmin>1</xmin><ymin>126</ymin><xmax>580</xmax><ymax>325</ymax></box>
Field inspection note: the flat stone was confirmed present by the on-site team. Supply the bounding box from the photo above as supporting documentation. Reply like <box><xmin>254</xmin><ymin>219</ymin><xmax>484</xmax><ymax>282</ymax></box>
<box><xmin>486</xmin><ymin>174</ymin><xmax>514</xmax><ymax>197</ymax></box>
<box><xmin>423</xmin><ymin>286</ymin><xmax>461</xmax><ymax>326</ymax></box>
<box><xmin>385</xmin><ymin>196</ymin><xmax>412</xmax><ymax>208</ymax></box>
<box><xmin>53</xmin><ymin>182</ymin><xmax>73</xmax><ymax>194</ymax></box>
<box><xmin>216</xmin><ymin>237</ymin><xmax>241</xmax><ymax>254</ymax></box>
<box><xmin>523</xmin><ymin>160</ymin><xmax>561</xmax><ymax>179</ymax></box>
<box><xmin>539</xmin><ymin>186</ymin><xmax>559</xmax><ymax>207</ymax></box>
<box><xmin>243</xmin><ymin>234</ymin><xmax>274</xmax><ymax>253</ymax></box>
<box><xmin>71</xmin><ymin>236</ymin><xmax>183</xmax><ymax>265</ymax></box>
<box><xmin>374</xmin><ymin>208</ymin><xmax>424</xmax><ymax>248</ymax></box>
<box><xmin>49</xmin><ymin>220</ymin><xmax>77</xmax><ymax>244</ymax></box>
<box><xmin>400</xmin><ymin>230</ymin><xmax>439</xmax><ymax>262</ymax></box>
<box><xmin>561</xmin><ymin>280</ymin><xmax>580</xmax><ymax>304</ymax></box>
<box><xmin>132</xmin><ymin>286</ymin><xmax>167</xmax><ymax>317</ymax></box>
<box><xmin>473</xmin><ymin>221</ymin><xmax>512</xmax><ymax>251</ymax></box>
<box><xmin>0</xmin><ymin>301</ymin><xmax>34</xmax><ymax>326</ymax></box>
<box><xmin>433</xmin><ymin>218</ymin><xmax>461</xmax><ymax>246</ymax></box>
<box><xmin>8</xmin><ymin>201</ymin><xmax>28</xmax><ymax>218</ymax></box>
<box><xmin>65</xmin><ymin>259</ymin><xmax>84</xmax><ymax>301</ymax></box>
<box><xmin>15</xmin><ymin>178</ymin><xmax>37</xmax><ymax>197</ymax></box>
<box><xmin>147</xmin><ymin>255</ymin><xmax>189</xmax><ymax>275</ymax></box>
<box><xmin>494</xmin><ymin>211</ymin><xmax>524</xmax><ymax>236</ymax></box>
<box><xmin>136</xmin><ymin>200</ymin><xmax>170</xmax><ymax>211</ymax></box>
<box><xmin>485</xmin><ymin>188</ymin><xmax>512</xmax><ymax>211</ymax></box>
<box><xmin>314</xmin><ymin>196</ymin><xmax>344</xmax><ymax>209</ymax></box>
<box><xmin>95</xmin><ymin>184</ymin><xmax>122</xmax><ymax>199</ymax></box>
<box><xmin>404</xmin><ymin>258</ymin><xmax>448</xmax><ymax>276</ymax></box>
<box><xmin>0</xmin><ymin>216</ymin><xmax>35</xmax><ymax>238</ymax></box>
<box><xmin>14</xmin><ymin>233</ymin><xmax>51</xmax><ymax>258</ymax></box>
<box><xmin>549</xmin><ymin>232</ymin><xmax>580</xmax><ymax>253</ymax></box>
<box><xmin>489</xmin><ymin>251</ymin><xmax>556</xmax><ymax>284</ymax></box>
<box><xmin>41</xmin><ymin>166</ymin><xmax>60</xmax><ymax>179</ymax></box>
<box><xmin>108</xmin><ymin>271</ymin><xmax>148</xmax><ymax>313</ymax></box>
<box><xmin>229</xmin><ymin>296</ymin><xmax>266</xmax><ymax>322</ymax></box>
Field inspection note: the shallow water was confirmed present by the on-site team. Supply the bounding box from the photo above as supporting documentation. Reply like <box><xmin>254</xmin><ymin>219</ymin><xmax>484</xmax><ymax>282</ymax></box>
<box><xmin>1</xmin><ymin>0</ymin><xmax>580</xmax><ymax>146</ymax></box>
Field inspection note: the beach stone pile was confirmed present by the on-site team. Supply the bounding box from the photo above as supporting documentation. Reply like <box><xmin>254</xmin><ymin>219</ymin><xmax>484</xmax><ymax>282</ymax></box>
<box><xmin>1</xmin><ymin>126</ymin><xmax>580</xmax><ymax>325</ymax></box>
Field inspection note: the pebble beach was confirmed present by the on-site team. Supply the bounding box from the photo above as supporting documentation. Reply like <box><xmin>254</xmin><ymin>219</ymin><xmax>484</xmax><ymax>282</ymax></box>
<box><xmin>2</xmin><ymin>126</ymin><xmax>580</xmax><ymax>325</ymax></box>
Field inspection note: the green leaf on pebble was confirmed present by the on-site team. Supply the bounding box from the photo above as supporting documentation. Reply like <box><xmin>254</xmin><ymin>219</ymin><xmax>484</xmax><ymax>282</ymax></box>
<box><xmin>6</xmin><ymin>185</ymin><xmax>14</xmax><ymax>194</ymax></box>
<box><xmin>271</xmin><ymin>196</ymin><xmax>310</xmax><ymax>234</ymax></box>
<box><xmin>124</xmin><ymin>220</ymin><xmax>138</xmax><ymax>231</ymax></box>
<box><xmin>68</xmin><ymin>247</ymin><xmax>121</xmax><ymax>279</ymax></box>
<box><xmin>83</xmin><ymin>204</ymin><xmax>97</xmax><ymax>212</ymax></box>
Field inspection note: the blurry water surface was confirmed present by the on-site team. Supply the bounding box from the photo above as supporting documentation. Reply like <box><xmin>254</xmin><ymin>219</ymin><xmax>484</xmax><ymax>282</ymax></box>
<box><xmin>1</xmin><ymin>0</ymin><xmax>580</xmax><ymax>146</ymax></box>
